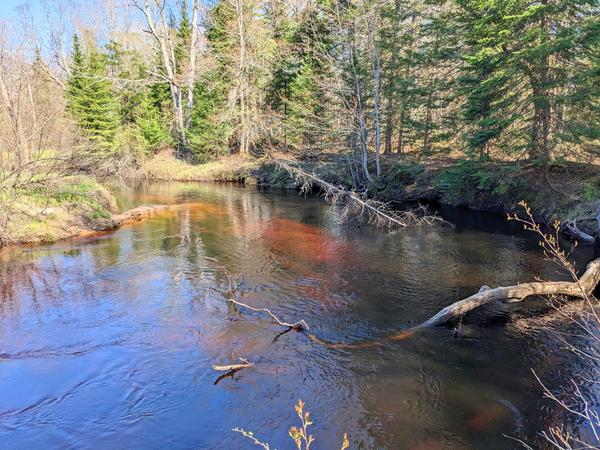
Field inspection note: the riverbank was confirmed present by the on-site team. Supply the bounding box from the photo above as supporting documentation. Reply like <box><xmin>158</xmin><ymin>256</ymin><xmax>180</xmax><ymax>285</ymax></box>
<box><xmin>255</xmin><ymin>154</ymin><xmax>600</xmax><ymax>241</ymax></box>
<box><xmin>0</xmin><ymin>153</ymin><xmax>261</xmax><ymax>248</ymax></box>
<box><xmin>0</xmin><ymin>176</ymin><xmax>118</xmax><ymax>247</ymax></box>
<box><xmin>3</xmin><ymin>152</ymin><xmax>598</xmax><ymax>247</ymax></box>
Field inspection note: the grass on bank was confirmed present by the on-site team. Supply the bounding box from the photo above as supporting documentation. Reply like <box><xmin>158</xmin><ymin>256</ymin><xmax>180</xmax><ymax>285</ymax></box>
<box><xmin>0</xmin><ymin>176</ymin><xmax>116</xmax><ymax>246</ymax></box>
<box><xmin>140</xmin><ymin>152</ymin><xmax>261</xmax><ymax>182</ymax></box>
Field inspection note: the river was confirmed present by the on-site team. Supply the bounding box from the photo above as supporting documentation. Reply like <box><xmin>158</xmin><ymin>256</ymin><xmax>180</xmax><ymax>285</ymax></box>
<box><xmin>0</xmin><ymin>182</ymin><xmax>596</xmax><ymax>449</ymax></box>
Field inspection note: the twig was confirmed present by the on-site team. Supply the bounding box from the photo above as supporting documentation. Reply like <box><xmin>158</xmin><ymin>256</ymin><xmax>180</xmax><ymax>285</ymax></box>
<box><xmin>213</xmin><ymin>358</ymin><xmax>255</xmax><ymax>385</ymax></box>
<box><xmin>228</xmin><ymin>298</ymin><xmax>310</xmax><ymax>332</ymax></box>
<box><xmin>212</xmin><ymin>358</ymin><xmax>255</xmax><ymax>371</ymax></box>
<box><xmin>232</xmin><ymin>428</ymin><xmax>272</xmax><ymax>450</ymax></box>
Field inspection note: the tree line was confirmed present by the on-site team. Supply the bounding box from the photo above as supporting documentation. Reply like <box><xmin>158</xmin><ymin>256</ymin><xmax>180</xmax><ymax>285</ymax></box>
<box><xmin>0</xmin><ymin>0</ymin><xmax>598</xmax><ymax>181</ymax></box>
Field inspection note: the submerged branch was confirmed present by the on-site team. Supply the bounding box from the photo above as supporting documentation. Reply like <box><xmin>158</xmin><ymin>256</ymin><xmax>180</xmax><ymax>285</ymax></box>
<box><xmin>212</xmin><ymin>358</ymin><xmax>254</xmax><ymax>385</ymax></box>
<box><xmin>415</xmin><ymin>258</ymin><xmax>600</xmax><ymax>329</ymax></box>
<box><xmin>228</xmin><ymin>298</ymin><xmax>310</xmax><ymax>332</ymax></box>
<box><xmin>273</xmin><ymin>159</ymin><xmax>445</xmax><ymax>228</ymax></box>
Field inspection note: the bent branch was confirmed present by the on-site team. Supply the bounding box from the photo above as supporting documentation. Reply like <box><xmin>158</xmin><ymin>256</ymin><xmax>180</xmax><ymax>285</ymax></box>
<box><xmin>309</xmin><ymin>259</ymin><xmax>600</xmax><ymax>349</ymax></box>
<box><xmin>228</xmin><ymin>298</ymin><xmax>310</xmax><ymax>331</ymax></box>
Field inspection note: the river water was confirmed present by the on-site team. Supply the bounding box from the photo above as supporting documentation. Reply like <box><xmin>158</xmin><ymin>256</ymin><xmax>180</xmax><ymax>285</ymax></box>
<box><xmin>0</xmin><ymin>182</ymin><xmax>597</xmax><ymax>449</ymax></box>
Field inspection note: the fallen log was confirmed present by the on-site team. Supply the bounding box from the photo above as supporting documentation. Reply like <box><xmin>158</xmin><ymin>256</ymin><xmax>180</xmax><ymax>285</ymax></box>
<box><xmin>109</xmin><ymin>204</ymin><xmax>172</xmax><ymax>228</ymax></box>
<box><xmin>306</xmin><ymin>258</ymin><xmax>600</xmax><ymax>349</ymax></box>
<box><xmin>415</xmin><ymin>258</ymin><xmax>600</xmax><ymax>329</ymax></box>
<box><xmin>273</xmin><ymin>159</ymin><xmax>445</xmax><ymax>228</ymax></box>
<box><xmin>564</xmin><ymin>221</ymin><xmax>595</xmax><ymax>243</ymax></box>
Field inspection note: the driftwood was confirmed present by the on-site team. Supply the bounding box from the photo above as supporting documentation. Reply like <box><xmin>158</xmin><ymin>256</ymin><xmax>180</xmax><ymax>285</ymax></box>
<box><xmin>212</xmin><ymin>358</ymin><xmax>254</xmax><ymax>385</ymax></box>
<box><xmin>415</xmin><ymin>258</ymin><xmax>600</xmax><ymax>329</ymax></box>
<box><xmin>565</xmin><ymin>221</ymin><xmax>595</xmax><ymax>243</ymax></box>
<box><xmin>109</xmin><ymin>204</ymin><xmax>172</xmax><ymax>228</ymax></box>
<box><xmin>273</xmin><ymin>159</ymin><xmax>444</xmax><ymax>228</ymax></box>
<box><xmin>228</xmin><ymin>299</ymin><xmax>309</xmax><ymax>331</ymax></box>
<box><xmin>305</xmin><ymin>259</ymin><xmax>600</xmax><ymax>349</ymax></box>
<box><xmin>212</xmin><ymin>358</ymin><xmax>255</xmax><ymax>371</ymax></box>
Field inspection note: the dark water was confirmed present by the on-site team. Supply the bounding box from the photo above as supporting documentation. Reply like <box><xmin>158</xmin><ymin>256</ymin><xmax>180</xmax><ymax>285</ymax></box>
<box><xmin>0</xmin><ymin>182</ymin><xmax>597</xmax><ymax>449</ymax></box>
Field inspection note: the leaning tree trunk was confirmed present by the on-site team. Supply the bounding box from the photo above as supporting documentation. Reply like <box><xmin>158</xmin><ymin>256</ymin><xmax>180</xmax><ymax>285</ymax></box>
<box><xmin>307</xmin><ymin>258</ymin><xmax>600</xmax><ymax>349</ymax></box>
<box><xmin>417</xmin><ymin>258</ymin><xmax>600</xmax><ymax>329</ymax></box>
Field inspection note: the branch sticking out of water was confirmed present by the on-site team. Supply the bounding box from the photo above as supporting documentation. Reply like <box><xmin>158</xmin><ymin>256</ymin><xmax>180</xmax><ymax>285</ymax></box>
<box><xmin>212</xmin><ymin>358</ymin><xmax>255</xmax><ymax>371</ymax></box>
<box><xmin>273</xmin><ymin>159</ymin><xmax>446</xmax><ymax>228</ymax></box>
<box><xmin>228</xmin><ymin>299</ymin><xmax>310</xmax><ymax>332</ymax></box>
<box><xmin>212</xmin><ymin>358</ymin><xmax>255</xmax><ymax>385</ymax></box>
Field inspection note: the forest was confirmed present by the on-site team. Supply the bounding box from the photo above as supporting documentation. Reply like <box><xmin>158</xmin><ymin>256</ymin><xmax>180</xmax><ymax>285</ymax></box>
<box><xmin>0</xmin><ymin>0</ymin><xmax>598</xmax><ymax>237</ymax></box>
<box><xmin>0</xmin><ymin>0</ymin><xmax>600</xmax><ymax>449</ymax></box>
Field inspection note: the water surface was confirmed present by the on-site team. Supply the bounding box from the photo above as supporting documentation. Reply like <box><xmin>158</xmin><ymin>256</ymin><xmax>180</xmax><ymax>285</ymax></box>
<box><xmin>0</xmin><ymin>182</ymin><xmax>596</xmax><ymax>449</ymax></box>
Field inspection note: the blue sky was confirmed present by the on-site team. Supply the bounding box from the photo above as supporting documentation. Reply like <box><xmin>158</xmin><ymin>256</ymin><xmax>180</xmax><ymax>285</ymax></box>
<box><xmin>0</xmin><ymin>0</ymin><xmax>29</xmax><ymax>18</ymax></box>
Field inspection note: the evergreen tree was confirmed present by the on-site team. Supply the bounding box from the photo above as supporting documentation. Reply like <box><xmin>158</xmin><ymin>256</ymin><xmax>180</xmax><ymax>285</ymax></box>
<box><xmin>458</xmin><ymin>0</ymin><xmax>600</xmax><ymax>163</ymax></box>
<box><xmin>66</xmin><ymin>35</ymin><xmax>119</xmax><ymax>150</ymax></box>
<box><xmin>183</xmin><ymin>0</ymin><xmax>236</xmax><ymax>160</ymax></box>
<box><xmin>175</xmin><ymin>0</ymin><xmax>192</xmax><ymax>74</ymax></box>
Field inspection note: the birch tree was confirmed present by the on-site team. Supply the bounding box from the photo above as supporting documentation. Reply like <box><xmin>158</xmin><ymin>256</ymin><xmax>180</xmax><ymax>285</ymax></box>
<box><xmin>134</xmin><ymin>0</ymin><xmax>201</xmax><ymax>156</ymax></box>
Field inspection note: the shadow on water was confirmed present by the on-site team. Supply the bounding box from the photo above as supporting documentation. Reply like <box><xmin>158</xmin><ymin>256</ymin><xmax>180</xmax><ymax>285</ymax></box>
<box><xmin>0</xmin><ymin>181</ymin><xmax>597</xmax><ymax>449</ymax></box>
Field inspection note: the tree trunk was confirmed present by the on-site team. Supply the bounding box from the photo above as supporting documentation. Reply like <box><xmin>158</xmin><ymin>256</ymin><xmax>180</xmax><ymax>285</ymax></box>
<box><xmin>234</xmin><ymin>0</ymin><xmax>250</xmax><ymax>154</ymax></box>
<box><xmin>370</xmin><ymin>12</ymin><xmax>382</xmax><ymax>176</ymax></box>
<box><xmin>417</xmin><ymin>258</ymin><xmax>600</xmax><ymax>329</ymax></box>
<box><xmin>384</xmin><ymin>105</ymin><xmax>394</xmax><ymax>155</ymax></box>
<box><xmin>529</xmin><ymin>0</ymin><xmax>551</xmax><ymax>163</ymax></box>
<box><xmin>422</xmin><ymin>88</ymin><xmax>433</xmax><ymax>156</ymax></box>
<box><xmin>185</xmin><ymin>0</ymin><xmax>201</xmax><ymax>130</ymax></box>
<box><xmin>137</xmin><ymin>0</ymin><xmax>188</xmax><ymax>156</ymax></box>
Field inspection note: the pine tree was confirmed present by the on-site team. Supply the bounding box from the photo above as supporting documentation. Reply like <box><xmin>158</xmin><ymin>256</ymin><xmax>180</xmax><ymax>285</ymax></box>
<box><xmin>175</xmin><ymin>0</ymin><xmax>192</xmax><ymax>74</ymax></box>
<box><xmin>268</xmin><ymin>8</ymin><xmax>326</xmax><ymax>150</ymax></box>
<box><xmin>458</xmin><ymin>0</ymin><xmax>600</xmax><ymax>163</ymax></box>
<box><xmin>66</xmin><ymin>35</ymin><xmax>119</xmax><ymax>151</ymax></box>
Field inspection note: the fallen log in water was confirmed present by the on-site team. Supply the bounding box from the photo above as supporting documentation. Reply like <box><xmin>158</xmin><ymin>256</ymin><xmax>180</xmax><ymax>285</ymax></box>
<box><xmin>306</xmin><ymin>258</ymin><xmax>600</xmax><ymax>349</ymax></box>
<box><xmin>273</xmin><ymin>159</ymin><xmax>445</xmax><ymax>228</ymax></box>
<box><xmin>109</xmin><ymin>204</ymin><xmax>173</xmax><ymax>228</ymax></box>
<box><xmin>415</xmin><ymin>258</ymin><xmax>600</xmax><ymax>329</ymax></box>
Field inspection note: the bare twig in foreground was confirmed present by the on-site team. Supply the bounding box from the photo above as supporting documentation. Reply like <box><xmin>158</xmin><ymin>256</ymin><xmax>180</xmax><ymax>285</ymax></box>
<box><xmin>212</xmin><ymin>358</ymin><xmax>255</xmax><ymax>372</ymax></box>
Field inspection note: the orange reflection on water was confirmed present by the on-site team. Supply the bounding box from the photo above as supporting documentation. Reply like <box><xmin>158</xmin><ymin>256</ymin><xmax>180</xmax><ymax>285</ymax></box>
<box><xmin>262</xmin><ymin>218</ymin><xmax>349</xmax><ymax>265</ymax></box>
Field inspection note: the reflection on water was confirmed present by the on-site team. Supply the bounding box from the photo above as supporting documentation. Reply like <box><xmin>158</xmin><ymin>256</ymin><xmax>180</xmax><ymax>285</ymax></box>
<box><xmin>0</xmin><ymin>182</ymin><xmax>597</xmax><ymax>449</ymax></box>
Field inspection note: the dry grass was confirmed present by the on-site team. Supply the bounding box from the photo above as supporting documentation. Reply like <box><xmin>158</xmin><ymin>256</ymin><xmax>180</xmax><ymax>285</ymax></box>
<box><xmin>140</xmin><ymin>152</ymin><xmax>262</xmax><ymax>182</ymax></box>
<box><xmin>0</xmin><ymin>176</ymin><xmax>117</xmax><ymax>247</ymax></box>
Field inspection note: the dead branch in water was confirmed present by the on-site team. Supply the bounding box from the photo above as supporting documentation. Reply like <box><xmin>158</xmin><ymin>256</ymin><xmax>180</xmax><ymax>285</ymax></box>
<box><xmin>414</xmin><ymin>258</ymin><xmax>600</xmax><ymax>329</ymax></box>
<box><xmin>212</xmin><ymin>358</ymin><xmax>255</xmax><ymax>371</ymax></box>
<box><xmin>213</xmin><ymin>358</ymin><xmax>255</xmax><ymax>385</ymax></box>
<box><xmin>273</xmin><ymin>159</ymin><xmax>445</xmax><ymax>228</ymax></box>
<box><xmin>228</xmin><ymin>298</ymin><xmax>310</xmax><ymax>332</ymax></box>
<box><xmin>303</xmin><ymin>257</ymin><xmax>600</xmax><ymax>350</ymax></box>
<box><xmin>110</xmin><ymin>204</ymin><xmax>172</xmax><ymax>228</ymax></box>
<box><xmin>307</xmin><ymin>203</ymin><xmax>600</xmax><ymax>349</ymax></box>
